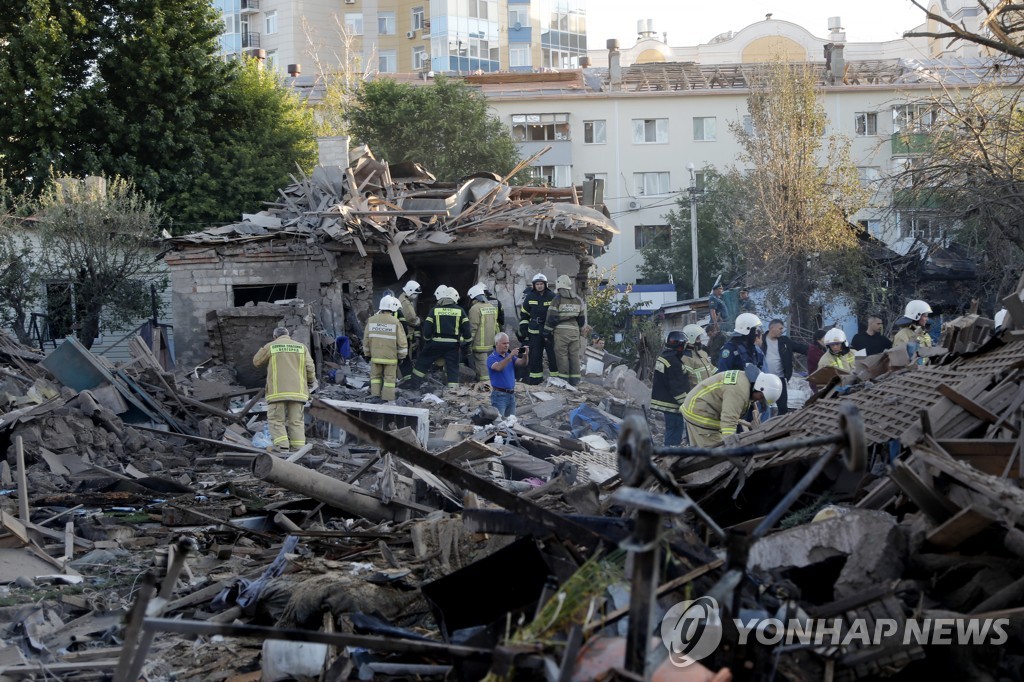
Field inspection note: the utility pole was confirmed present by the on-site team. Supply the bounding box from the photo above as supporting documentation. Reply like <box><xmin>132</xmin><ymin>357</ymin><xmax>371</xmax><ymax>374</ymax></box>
<box><xmin>688</xmin><ymin>163</ymin><xmax>700</xmax><ymax>301</ymax></box>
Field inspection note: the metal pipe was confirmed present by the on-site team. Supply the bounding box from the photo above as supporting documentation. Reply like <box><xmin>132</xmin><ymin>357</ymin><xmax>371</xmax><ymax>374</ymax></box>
<box><xmin>656</xmin><ymin>432</ymin><xmax>841</xmax><ymax>459</ymax></box>
<box><xmin>752</xmin><ymin>444</ymin><xmax>840</xmax><ymax>539</ymax></box>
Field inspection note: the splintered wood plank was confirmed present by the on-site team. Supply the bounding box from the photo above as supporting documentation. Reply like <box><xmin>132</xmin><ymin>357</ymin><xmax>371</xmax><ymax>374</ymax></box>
<box><xmin>926</xmin><ymin>506</ymin><xmax>994</xmax><ymax>549</ymax></box>
<box><xmin>938</xmin><ymin>383</ymin><xmax>1019</xmax><ymax>434</ymax></box>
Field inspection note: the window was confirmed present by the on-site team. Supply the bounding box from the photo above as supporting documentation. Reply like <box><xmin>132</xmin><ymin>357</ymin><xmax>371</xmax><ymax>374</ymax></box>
<box><xmin>855</xmin><ymin>112</ymin><xmax>877</xmax><ymax>136</ymax></box>
<box><xmin>693</xmin><ymin>116</ymin><xmax>716</xmax><ymax>141</ymax></box>
<box><xmin>633</xmin><ymin>118</ymin><xmax>668</xmax><ymax>144</ymax></box>
<box><xmin>378</xmin><ymin>50</ymin><xmax>397</xmax><ymax>73</ymax></box>
<box><xmin>511</xmin><ymin>113</ymin><xmax>570</xmax><ymax>141</ymax></box>
<box><xmin>892</xmin><ymin>156</ymin><xmax>928</xmax><ymax>185</ymax></box>
<box><xmin>894</xmin><ymin>103</ymin><xmax>937</xmax><ymax>133</ymax></box>
<box><xmin>693</xmin><ymin>171</ymin><xmax>707</xmax><ymax>192</ymax></box>
<box><xmin>412</xmin><ymin>6</ymin><xmax>425</xmax><ymax>30</ymax></box>
<box><xmin>633</xmin><ymin>172</ymin><xmax>670</xmax><ymax>196</ymax></box>
<box><xmin>413</xmin><ymin>46</ymin><xmax>428</xmax><ymax>70</ymax></box>
<box><xmin>584</xmin><ymin>120</ymin><xmax>606</xmax><ymax>144</ymax></box>
<box><xmin>344</xmin><ymin>13</ymin><xmax>363</xmax><ymax>35</ymax></box>
<box><xmin>509</xmin><ymin>7</ymin><xmax>528</xmax><ymax>28</ymax></box>
<box><xmin>265</xmin><ymin>49</ymin><xmax>278</xmax><ymax>72</ymax></box>
<box><xmin>898</xmin><ymin>212</ymin><xmax>944</xmax><ymax>241</ymax></box>
<box><xmin>742</xmin><ymin>115</ymin><xmax>755</xmax><ymax>136</ymax></box>
<box><xmin>857</xmin><ymin>166</ymin><xmax>881</xmax><ymax>188</ymax></box>
<box><xmin>858</xmin><ymin>219</ymin><xmax>883</xmax><ymax>238</ymax></box>
<box><xmin>264</xmin><ymin>10</ymin><xmax>278</xmax><ymax>35</ymax></box>
<box><xmin>530</xmin><ymin>165</ymin><xmax>572</xmax><ymax>187</ymax></box>
<box><xmin>634</xmin><ymin>225</ymin><xmax>671</xmax><ymax>249</ymax></box>
<box><xmin>510</xmin><ymin>45</ymin><xmax>531</xmax><ymax>67</ymax></box>
<box><xmin>378</xmin><ymin>12</ymin><xmax>396</xmax><ymax>35</ymax></box>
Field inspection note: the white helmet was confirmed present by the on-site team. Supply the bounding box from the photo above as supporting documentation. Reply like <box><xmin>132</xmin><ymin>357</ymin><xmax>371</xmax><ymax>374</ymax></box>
<box><xmin>403</xmin><ymin>280</ymin><xmax>421</xmax><ymax>297</ymax></box>
<box><xmin>532</xmin><ymin>273</ymin><xmax>548</xmax><ymax>283</ymax></box>
<box><xmin>754</xmin><ymin>372</ymin><xmax>784</xmax><ymax>405</ymax></box>
<box><xmin>682</xmin><ymin>324</ymin><xmax>704</xmax><ymax>345</ymax></box>
<box><xmin>994</xmin><ymin>308</ymin><xmax>1008</xmax><ymax>328</ymax></box>
<box><xmin>555</xmin><ymin>274</ymin><xmax>573</xmax><ymax>290</ymax></box>
<box><xmin>823</xmin><ymin>328</ymin><xmax>847</xmax><ymax>345</ymax></box>
<box><xmin>904</xmin><ymin>300</ymin><xmax>932</xmax><ymax>321</ymax></box>
<box><xmin>434</xmin><ymin>284</ymin><xmax>448</xmax><ymax>299</ymax></box>
<box><xmin>467</xmin><ymin>283</ymin><xmax>487</xmax><ymax>300</ymax></box>
<box><xmin>444</xmin><ymin>286</ymin><xmax>460</xmax><ymax>302</ymax></box>
<box><xmin>379</xmin><ymin>295</ymin><xmax>401</xmax><ymax>313</ymax></box>
<box><xmin>733</xmin><ymin>312</ymin><xmax>762</xmax><ymax>336</ymax></box>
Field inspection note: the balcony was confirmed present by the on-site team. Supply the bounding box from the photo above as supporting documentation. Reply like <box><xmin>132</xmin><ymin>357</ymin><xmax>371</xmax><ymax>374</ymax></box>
<box><xmin>240</xmin><ymin>0</ymin><xmax>259</xmax><ymax>13</ymax></box>
<box><xmin>242</xmin><ymin>31</ymin><xmax>260</xmax><ymax>48</ymax></box>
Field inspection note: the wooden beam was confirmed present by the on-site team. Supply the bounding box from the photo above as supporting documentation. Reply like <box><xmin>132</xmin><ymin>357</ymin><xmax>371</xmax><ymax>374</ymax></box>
<box><xmin>937</xmin><ymin>383</ymin><xmax>1020</xmax><ymax>435</ymax></box>
<box><xmin>926</xmin><ymin>506</ymin><xmax>994</xmax><ymax>549</ymax></box>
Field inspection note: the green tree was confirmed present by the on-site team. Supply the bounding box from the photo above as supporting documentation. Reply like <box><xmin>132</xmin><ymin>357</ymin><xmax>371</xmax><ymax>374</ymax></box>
<box><xmin>345</xmin><ymin>77</ymin><xmax>521</xmax><ymax>180</ymax></box>
<box><xmin>1</xmin><ymin>2</ymin><xmax>317</xmax><ymax>228</ymax></box>
<box><xmin>730</xmin><ymin>62</ymin><xmax>869</xmax><ymax>331</ymax></box>
<box><xmin>37</xmin><ymin>175</ymin><xmax>166</xmax><ymax>349</ymax></box>
<box><xmin>585</xmin><ymin>268</ymin><xmax>653</xmax><ymax>369</ymax></box>
<box><xmin>0</xmin><ymin>178</ymin><xmax>41</xmax><ymax>344</ymax></box>
<box><xmin>638</xmin><ymin>167</ymin><xmax>748</xmax><ymax>299</ymax></box>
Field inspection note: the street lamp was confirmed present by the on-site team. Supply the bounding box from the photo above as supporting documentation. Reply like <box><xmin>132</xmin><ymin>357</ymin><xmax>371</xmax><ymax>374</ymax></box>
<box><xmin>687</xmin><ymin>162</ymin><xmax>700</xmax><ymax>301</ymax></box>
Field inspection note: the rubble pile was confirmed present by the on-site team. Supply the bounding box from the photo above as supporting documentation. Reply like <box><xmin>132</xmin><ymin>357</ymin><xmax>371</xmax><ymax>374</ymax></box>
<box><xmin>1</xmin><ymin>294</ymin><xmax>1024</xmax><ymax>680</ymax></box>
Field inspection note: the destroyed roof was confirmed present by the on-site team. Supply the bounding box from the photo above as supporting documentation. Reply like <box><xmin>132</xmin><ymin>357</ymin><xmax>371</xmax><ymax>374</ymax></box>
<box><xmin>167</xmin><ymin>146</ymin><xmax>618</xmax><ymax>264</ymax></box>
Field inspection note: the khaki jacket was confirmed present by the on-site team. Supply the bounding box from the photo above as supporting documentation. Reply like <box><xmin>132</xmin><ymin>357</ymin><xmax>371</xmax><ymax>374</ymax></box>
<box><xmin>681</xmin><ymin>370</ymin><xmax>752</xmax><ymax>437</ymax></box>
<box><xmin>681</xmin><ymin>349</ymin><xmax>716</xmax><ymax>384</ymax></box>
<box><xmin>363</xmin><ymin>312</ymin><xmax>408</xmax><ymax>364</ymax></box>
<box><xmin>399</xmin><ymin>293</ymin><xmax>420</xmax><ymax>331</ymax></box>
<box><xmin>253</xmin><ymin>334</ymin><xmax>315</xmax><ymax>403</ymax></box>
<box><xmin>544</xmin><ymin>292</ymin><xmax>585</xmax><ymax>336</ymax></box>
<box><xmin>469</xmin><ymin>301</ymin><xmax>500</xmax><ymax>352</ymax></box>
<box><xmin>893</xmin><ymin>325</ymin><xmax>932</xmax><ymax>348</ymax></box>
<box><xmin>818</xmin><ymin>350</ymin><xmax>856</xmax><ymax>372</ymax></box>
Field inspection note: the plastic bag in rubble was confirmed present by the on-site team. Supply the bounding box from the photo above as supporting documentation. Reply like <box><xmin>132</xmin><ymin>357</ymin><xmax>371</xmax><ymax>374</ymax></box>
<box><xmin>569</xmin><ymin>403</ymin><xmax>620</xmax><ymax>440</ymax></box>
<box><xmin>252</xmin><ymin>423</ymin><xmax>272</xmax><ymax>449</ymax></box>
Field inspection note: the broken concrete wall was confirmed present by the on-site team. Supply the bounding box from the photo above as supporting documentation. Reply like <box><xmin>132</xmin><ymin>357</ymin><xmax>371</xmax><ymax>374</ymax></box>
<box><xmin>165</xmin><ymin>243</ymin><xmax>337</xmax><ymax>372</ymax></box>
<box><xmin>207</xmin><ymin>303</ymin><xmax>313</xmax><ymax>388</ymax></box>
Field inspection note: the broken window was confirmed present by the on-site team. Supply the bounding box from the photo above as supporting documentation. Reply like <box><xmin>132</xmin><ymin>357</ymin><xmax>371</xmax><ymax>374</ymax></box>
<box><xmin>897</xmin><ymin>211</ymin><xmax>944</xmax><ymax>241</ymax></box>
<box><xmin>633</xmin><ymin>118</ymin><xmax>668</xmax><ymax>144</ymax></box>
<box><xmin>529</xmin><ymin>165</ymin><xmax>572</xmax><ymax>187</ymax></box>
<box><xmin>510</xmin><ymin>113</ymin><xmax>570</xmax><ymax>142</ymax></box>
<box><xmin>855</xmin><ymin>111</ymin><xmax>878</xmax><ymax>136</ymax></box>
<box><xmin>634</xmin><ymin>224</ymin><xmax>670</xmax><ymax>249</ymax></box>
<box><xmin>584</xmin><ymin>120</ymin><xmax>606</xmax><ymax>144</ymax></box>
<box><xmin>893</xmin><ymin>103</ymin><xmax>937</xmax><ymax>133</ymax></box>
<box><xmin>233</xmin><ymin>283</ymin><xmax>298</xmax><ymax>307</ymax></box>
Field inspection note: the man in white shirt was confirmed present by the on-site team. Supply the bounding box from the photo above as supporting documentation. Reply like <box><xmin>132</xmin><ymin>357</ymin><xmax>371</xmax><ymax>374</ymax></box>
<box><xmin>764</xmin><ymin>319</ymin><xmax>809</xmax><ymax>414</ymax></box>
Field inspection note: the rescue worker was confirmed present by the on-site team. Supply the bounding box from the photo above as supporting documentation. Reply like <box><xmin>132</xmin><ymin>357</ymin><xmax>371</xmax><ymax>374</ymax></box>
<box><xmin>253</xmin><ymin>326</ymin><xmax>317</xmax><ymax>453</ymax></box>
<box><xmin>482</xmin><ymin>284</ymin><xmax>505</xmax><ymax>329</ymax></box>
<box><xmin>467</xmin><ymin>283</ymin><xmax>500</xmax><ymax>382</ymax></box>
<box><xmin>651</xmin><ymin>331</ymin><xmax>692</xmax><ymax>447</ymax></box>
<box><xmin>543</xmin><ymin>274</ymin><xmax>585</xmax><ymax>385</ymax></box>
<box><xmin>717</xmin><ymin>312</ymin><xmax>767</xmax><ymax>373</ymax></box>
<box><xmin>519</xmin><ymin>273</ymin><xmax>557</xmax><ymax>384</ymax></box>
<box><xmin>411</xmin><ymin>285</ymin><xmax>470</xmax><ymax>389</ymax></box>
<box><xmin>818</xmin><ymin>328</ymin><xmax>857</xmax><ymax>373</ymax></box>
<box><xmin>362</xmin><ymin>295</ymin><xmax>408</xmax><ymax>401</ymax></box>
<box><xmin>893</xmin><ymin>299</ymin><xmax>934</xmax><ymax>349</ymax></box>
<box><xmin>680</xmin><ymin>324</ymin><xmax>716</xmax><ymax>386</ymax></box>
<box><xmin>681</xmin><ymin>364</ymin><xmax>783</xmax><ymax>448</ymax></box>
<box><xmin>397</xmin><ymin>280</ymin><xmax>421</xmax><ymax>375</ymax></box>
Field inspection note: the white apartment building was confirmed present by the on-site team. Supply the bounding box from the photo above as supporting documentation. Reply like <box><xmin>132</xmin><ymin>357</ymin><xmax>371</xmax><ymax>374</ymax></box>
<box><xmin>481</xmin><ymin>8</ymin><xmax>995</xmax><ymax>287</ymax></box>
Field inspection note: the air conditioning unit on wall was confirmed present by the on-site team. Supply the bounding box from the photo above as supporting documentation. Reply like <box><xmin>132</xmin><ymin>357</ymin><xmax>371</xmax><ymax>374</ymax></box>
<box><xmin>406</xmin><ymin>30</ymin><xmax>416</xmax><ymax>39</ymax></box>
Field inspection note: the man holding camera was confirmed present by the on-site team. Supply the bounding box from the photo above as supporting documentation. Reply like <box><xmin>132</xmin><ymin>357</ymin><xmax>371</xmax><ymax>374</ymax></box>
<box><xmin>488</xmin><ymin>332</ymin><xmax>529</xmax><ymax>417</ymax></box>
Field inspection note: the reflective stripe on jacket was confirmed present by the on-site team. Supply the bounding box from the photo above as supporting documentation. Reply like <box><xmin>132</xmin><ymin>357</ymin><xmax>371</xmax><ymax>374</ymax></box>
<box><xmin>253</xmin><ymin>335</ymin><xmax>315</xmax><ymax>403</ymax></box>
<box><xmin>818</xmin><ymin>350</ymin><xmax>856</xmax><ymax>373</ymax></box>
<box><xmin>519</xmin><ymin>288</ymin><xmax>555</xmax><ymax>336</ymax></box>
<box><xmin>399</xmin><ymin>293</ymin><xmax>420</xmax><ymax>332</ymax></box>
<box><xmin>893</xmin><ymin>326</ymin><xmax>932</xmax><ymax>348</ymax></box>
<box><xmin>681</xmin><ymin>349</ymin><xmax>716</xmax><ymax>384</ymax></box>
<box><xmin>543</xmin><ymin>293</ymin><xmax>585</xmax><ymax>335</ymax></box>
<box><xmin>363</xmin><ymin>312</ymin><xmax>408</xmax><ymax>365</ymax></box>
<box><xmin>424</xmin><ymin>302</ymin><xmax>470</xmax><ymax>342</ymax></box>
<box><xmin>681</xmin><ymin>370</ymin><xmax>752</xmax><ymax>437</ymax></box>
<box><xmin>651</xmin><ymin>349</ymin><xmax>689</xmax><ymax>413</ymax></box>
<box><xmin>469</xmin><ymin>301</ymin><xmax>500</xmax><ymax>352</ymax></box>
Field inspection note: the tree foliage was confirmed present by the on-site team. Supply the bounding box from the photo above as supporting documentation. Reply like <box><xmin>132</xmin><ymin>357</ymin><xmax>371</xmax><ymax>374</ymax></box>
<box><xmin>585</xmin><ymin>268</ymin><xmax>656</xmax><ymax>370</ymax></box>
<box><xmin>730</xmin><ymin>62</ymin><xmax>869</xmax><ymax>331</ymax></box>
<box><xmin>0</xmin><ymin>178</ymin><xmax>41</xmax><ymax>344</ymax></box>
<box><xmin>345</xmin><ymin>77</ymin><xmax>521</xmax><ymax>181</ymax></box>
<box><xmin>638</xmin><ymin>168</ymin><xmax>748</xmax><ymax>298</ymax></box>
<box><xmin>37</xmin><ymin>175</ymin><xmax>166</xmax><ymax>349</ymax></box>
<box><xmin>906</xmin><ymin>1</ymin><xmax>1024</xmax><ymax>60</ymax></box>
<box><xmin>0</xmin><ymin>2</ymin><xmax>317</xmax><ymax>229</ymax></box>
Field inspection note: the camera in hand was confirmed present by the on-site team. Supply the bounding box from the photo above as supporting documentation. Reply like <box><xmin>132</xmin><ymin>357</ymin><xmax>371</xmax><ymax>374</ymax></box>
<box><xmin>518</xmin><ymin>345</ymin><xmax>528</xmax><ymax>355</ymax></box>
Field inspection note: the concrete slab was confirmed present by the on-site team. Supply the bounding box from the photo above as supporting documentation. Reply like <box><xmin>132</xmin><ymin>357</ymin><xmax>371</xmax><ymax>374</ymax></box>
<box><xmin>533</xmin><ymin>397</ymin><xmax>568</xmax><ymax>420</ymax></box>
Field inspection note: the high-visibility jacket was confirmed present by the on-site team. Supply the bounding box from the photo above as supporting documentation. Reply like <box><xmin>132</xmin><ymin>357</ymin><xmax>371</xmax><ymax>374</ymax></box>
<box><xmin>423</xmin><ymin>299</ymin><xmax>470</xmax><ymax>343</ymax></box>
<box><xmin>681</xmin><ymin>349</ymin><xmax>716</xmax><ymax>385</ymax></box>
<box><xmin>519</xmin><ymin>287</ymin><xmax>555</xmax><ymax>337</ymax></box>
<box><xmin>253</xmin><ymin>334</ymin><xmax>315</xmax><ymax>403</ymax></box>
<box><xmin>651</xmin><ymin>349</ymin><xmax>689</xmax><ymax>413</ymax></box>
<box><xmin>818</xmin><ymin>349</ymin><xmax>856</xmax><ymax>373</ymax></box>
<box><xmin>486</xmin><ymin>295</ymin><xmax>505</xmax><ymax>328</ymax></box>
<box><xmin>363</xmin><ymin>312</ymin><xmax>408</xmax><ymax>365</ymax></box>
<box><xmin>681</xmin><ymin>370</ymin><xmax>753</xmax><ymax>437</ymax></box>
<box><xmin>399</xmin><ymin>293</ymin><xmax>420</xmax><ymax>334</ymax></box>
<box><xmin>893</xmin><ymin>325</ymin><xmax>932</xmax><ymax>349</ymax></box>
<box><xmin>543</xmin><ymin>292</ymin><xmax>585</xmax><ymax>335</ymax></box>
<box><xmin>469</xmin><ymin>300</ymin><xmax>500</xmax><ymax>352</ymax></box>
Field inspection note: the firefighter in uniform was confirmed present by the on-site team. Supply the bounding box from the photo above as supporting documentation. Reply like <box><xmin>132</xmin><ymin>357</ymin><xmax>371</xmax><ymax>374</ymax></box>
<box><xmin>543</xmin><ymin>275</ymin><xmax>585</xmax><ymax>385</ymax></box>
<box><xmin>397</xmin><ymin>280</ymin><xmax>421</xmax><ymax>374</ymax></box>
<box><xmin>651</xmin><ymin>331</ymin><xmax>692</xmax><ymax>447</ymax></box>
<box><xmin>412</xmin><ymin>285</ymin><xmax>470</xmax><ymax>389</ymax></box>
<box><xmin>717</xmin><ymin>312</ymin><xmax>767</xmax><ymax>373</ymax></box>
<box><xmin>468</xmin><ymin>283</ymin><xmax>500</xmax><ymax>382</ymax></box>
<box><xmin>893</xmin><ymin>299</ymin><xmax>934</xmax><ymax>350</ymax></box>
<box><xmin>682</xmin><ymin>364</ymin><xmax>783</xmax><ymax>448</ymax></box>
<box><xmin>363</xmin><ymin>295</ymin><xmax>408</xmax><ymax>401</ymax></box>
<box><xmin>253</xmin><ymin>327</ymin><xmax>317</xmax><ymax>453</ymax></box>
<box><xmin>482</xmin><ymin>284</ymin><xmax>505</xmax><ymax>329</ymax></box>
<box><xmin>519</xmin><ymin>273</ymin><xmax>557</xmax><ymax>384</ymax></box>
<box><xmin>818</xmin><ymin>328</ymin><xmax>857</xmax><ymax>373</ymax></box>
<box><xmin>681</xmin><ymin>324</ymin><xmax>716</xmax><ymax>385</ymax></box>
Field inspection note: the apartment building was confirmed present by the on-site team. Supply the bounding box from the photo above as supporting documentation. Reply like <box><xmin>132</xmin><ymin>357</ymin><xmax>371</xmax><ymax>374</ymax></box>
<box><xmin>214</xmin><ymin>0</ymin><xmax>587</xmax><ymax>76</ymax></box>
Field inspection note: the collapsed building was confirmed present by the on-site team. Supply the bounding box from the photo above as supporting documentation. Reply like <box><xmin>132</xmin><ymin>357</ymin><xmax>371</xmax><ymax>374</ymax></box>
<box><xmin>163</xmin><ymin>139</ymin><xmax>617</xmax><ymax>377</ymax></box>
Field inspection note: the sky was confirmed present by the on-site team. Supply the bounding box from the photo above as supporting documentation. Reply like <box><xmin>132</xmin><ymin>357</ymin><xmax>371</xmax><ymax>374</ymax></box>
<box><xmin>585</xmin><ymin>0</ymin><xmax>928</xmax><ymax>49</ymax></box>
